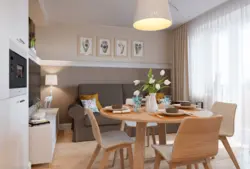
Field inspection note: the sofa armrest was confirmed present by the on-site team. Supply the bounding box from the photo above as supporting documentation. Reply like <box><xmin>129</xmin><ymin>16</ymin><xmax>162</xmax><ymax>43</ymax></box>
<box><xmin>68</xmin><ymin>103</ymin><xmax>85</xmax><ymax>120</ymax></box>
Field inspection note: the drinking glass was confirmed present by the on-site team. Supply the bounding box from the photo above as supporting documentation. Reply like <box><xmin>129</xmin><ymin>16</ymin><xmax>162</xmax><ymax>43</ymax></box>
<box><xmin>132</xmin><ymin>96</ymin><xmax>142</xmax><ymax>112</ymax></box>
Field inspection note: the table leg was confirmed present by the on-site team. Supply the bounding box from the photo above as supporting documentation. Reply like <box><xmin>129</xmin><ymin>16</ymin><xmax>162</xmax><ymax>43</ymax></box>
<box><xmin>158</xmin><ymin>124</ymin><xmax>166</xmax><ymax>145</ymax></box>
<box><xmin>133</xmin><ymin>122</ymin><xmax>147</xmax><ymax>169</ymax></box>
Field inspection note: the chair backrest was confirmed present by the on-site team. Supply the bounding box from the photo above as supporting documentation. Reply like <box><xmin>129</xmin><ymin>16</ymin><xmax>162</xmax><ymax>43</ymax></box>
<box><xmin>84</xmin><ymin>108</ymin><xmax>102</xmax><ymax>145</ymax></box>
<box><xmin>211</xmin><ymin>102</ymin><xmax>237</xmax><ymax>137</ymax></box>
<box><xmin>171</xmin><ymin>116</ymin><xmax>223</xmax><ymax>163</ymax></box>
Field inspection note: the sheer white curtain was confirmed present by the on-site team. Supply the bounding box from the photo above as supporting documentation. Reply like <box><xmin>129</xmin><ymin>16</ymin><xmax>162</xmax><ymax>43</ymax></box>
<box><xmin>188</xmin><ymin>0</ymin><xmax>250</xmax><ymax>147</ymax></box>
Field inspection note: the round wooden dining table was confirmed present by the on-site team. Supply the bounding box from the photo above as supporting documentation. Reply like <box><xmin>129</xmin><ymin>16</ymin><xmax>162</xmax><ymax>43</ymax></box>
<box><xmin>100</xmin><ymin>107</ymin><xmax>213</xmax><ymax>169</ymax></box>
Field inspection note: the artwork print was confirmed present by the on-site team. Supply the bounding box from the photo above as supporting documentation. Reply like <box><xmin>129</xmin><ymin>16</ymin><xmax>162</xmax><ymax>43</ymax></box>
<box><xmin>99</xmin><ymin>39</ymin><xmax>111</xmax><ymax>56</ymax></box>
<box><xmin>79</xmin><ymin>37</ymin><xmax>93</xmax><ymax>55</ymax></box>
<box><xmin>133</xmin><ymin>41</ymin><xmax>144</xmax><ymax>57</ymax></box>
<box><xmin>115</xmin><ymin>40</ymin><xmax>127</xmax><ymax>57</ymax></box>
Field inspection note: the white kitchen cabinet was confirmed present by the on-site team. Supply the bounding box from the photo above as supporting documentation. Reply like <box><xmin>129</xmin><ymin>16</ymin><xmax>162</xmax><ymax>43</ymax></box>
<box><xmin>0</xmin><ymin>95</ymin><xmax>28</xmax><ymax>169</ymax></box>
<box><xmin>0</xmin><ymin>0</ymin><xmax>28</xmax><ymax>100</ymax></box>
<box><xmin>29</xmin><ymin>108</ymin><xmax>59</xmax><ymax>165</ymax></box>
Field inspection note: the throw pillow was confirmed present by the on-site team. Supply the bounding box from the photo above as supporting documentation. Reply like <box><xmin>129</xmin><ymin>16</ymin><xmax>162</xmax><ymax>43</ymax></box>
<box><xmin>81</xmin><ymin>98</ymin><xmax>99</xmax><ymax>113</ymax></box>
<box><xmin>156</xmin><ymin>93</ymin><xmax>165</xmax><ymax>101</ymax></box>
<box><xmin>80</xmin><ymin>93</ymin><xmax>102</xmax><ymax>110</ymax></box>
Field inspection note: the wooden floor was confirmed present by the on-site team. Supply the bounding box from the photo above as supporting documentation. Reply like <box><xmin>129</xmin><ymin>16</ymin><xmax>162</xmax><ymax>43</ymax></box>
<box><xmin>32</xmin><ymin>130</ymin><xmax>250</xmax><ymax>169</ymax></box>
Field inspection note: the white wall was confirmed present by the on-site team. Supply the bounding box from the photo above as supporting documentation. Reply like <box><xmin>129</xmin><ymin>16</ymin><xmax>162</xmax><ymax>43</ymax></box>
<box><xmin>36</xmin><ymin>24</ymin><xmax>173</xmax><ymax>67</ymax></box>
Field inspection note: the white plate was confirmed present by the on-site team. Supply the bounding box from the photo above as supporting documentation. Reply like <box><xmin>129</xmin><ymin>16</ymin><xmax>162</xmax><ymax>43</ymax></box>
<box><xmin>104</xmin><ymin>106</ymin><xmax>130</xmax><ymax>111</ymax></box>
<box><xmin>161</xmin><ymin>110</ymin><xmax>186</xmax><ymax>116</ymax></box>
<box><xmin>172</xmin><ymin>104</ymin><xmax>197</xmax><ymax>109</ymax></box>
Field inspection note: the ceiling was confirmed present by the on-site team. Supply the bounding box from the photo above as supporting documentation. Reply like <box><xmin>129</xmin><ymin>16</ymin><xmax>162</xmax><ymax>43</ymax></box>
<box><xmin>40</xmin><ymin>0</ymin><xmax>229</xmax><ymax>29</ymax></box>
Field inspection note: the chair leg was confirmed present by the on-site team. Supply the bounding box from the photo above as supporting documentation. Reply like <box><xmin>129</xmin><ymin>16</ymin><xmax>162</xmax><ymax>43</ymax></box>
<box><xmin>111</xmin><ymin>150</ymin><xmax>117</xmax><ymax>167</ymax></box>
<box><xmin>220</xmin><ymin>136</ymin><xmax>240</xmax><ymax>169</ymax></box>
<box><xmin>126</xmin><ymin>128</ymin><xmax>132</xmax><ymax>159</ymax></box>
<box><xmin>146</xmin><ymin>128</ymin><xmax>150</xmax><ymax>147</ymax></box>
<box><xmin>99</xmin><ymin>150</ymin><xmax>111</xmax><ymax>169</ymax></box>
<box><xmin>87</xmin><ymin>144</ymin><xmax>101</xmax><ymax>169</ymax></box>
<box><xmin>203</xmin><ymin>158</ymin><xmax>212</xmax><ymax>169</ymax></box>
<box><xmin>154</xmin><ymin>152</ymin><xmax>162</xmax><ymax>169</ymax></box>
<box><xmin>194</xmin><ymin>163</ymin><xmax>199</xmax><ymax>169</ymax></box>
<box><xmin>151</xmin><ymin>127</ymin><xmax>157</xmax><ymax>145</ymax></box>
<box><xmin>187</xmin><ymin>164</ymin><xmax>191</xmax><ymax>169</ymax></box>
<box><xmin>127</xmin><ymin>146</ymin><xmax>134</xmax><ymax>169</ymax></box>
<box><xmin>119</xmin><ymin>149</ymin><xmax>125</xmax><ymax>169</ymax></box>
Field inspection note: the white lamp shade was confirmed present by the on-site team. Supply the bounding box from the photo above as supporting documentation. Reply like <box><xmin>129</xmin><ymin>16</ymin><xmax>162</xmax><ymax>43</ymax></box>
<box><xmin>45</xmin><ymin>75</ymin><xmax>58</xmax><ymax>86</ymax></box>
<box><xmin>133</xmin><ymin>0</ymin><xmax>172</xmax><ymax>31</ymax></box>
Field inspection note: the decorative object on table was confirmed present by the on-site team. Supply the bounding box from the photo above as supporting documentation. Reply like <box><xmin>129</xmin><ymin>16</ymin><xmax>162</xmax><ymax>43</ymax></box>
<box><xmin>132</xmin><ymin>41</ymin><xmax>144</xmax><ymax>57</ymax></box>
<box><xmin>115</xmin><ymin>39</ymin><xmax>128</xmax><ymax>57</ymax></box>
<box><xmin>78</xmin><ymin>36</ymin><xmax>93</xmax><ymax>56</ymax></box>
<box><xmin>132</xmin><ymin>96</ymin><xmax>142</xmax><ymax>112</ymax></box>
<box><xmin>180</xmin><ymin>101</ymin><xmax>191</xmax><ymax>106</ymax></box>
<box><xmin>133</xmin><ymin>0</ymin><xmax>172</xmax><ymax>31</ymax></box>
<box><xmin>45</xmin><ymin>74</ymin><xmax>58</xmax><ymax>108</ymax></box>
<box><xmin>81</xmin><ymin>98</ymin><xmax>99</xmax><ymax>112</ymax></box>
<box><xmin>159</xmin><ymin>96</ymin><xmax>171</xmax><ymax>108</ymax></box>
<box><xmin>165</xmin><ymin>106</ymin><xmax>178</xmax><ymax>114</ymax></box>
<box><xmin>173</xmin><ymin>103</ymin><xmax>197</xmax><ymax>109</ymax></box>
<box><xmin>112</xmin><ymin>104</ymin><xmax>123</xmax><ymax>110</ymax></box>
<box><xmin>133</xmin><ymin>69</ymin><xmax>171</xmax><ymax>113</ymax></box>
<box><xmin>98</xmin><ymin>38</ymin><xmax>111</xmax><ymax>56</ymax></box>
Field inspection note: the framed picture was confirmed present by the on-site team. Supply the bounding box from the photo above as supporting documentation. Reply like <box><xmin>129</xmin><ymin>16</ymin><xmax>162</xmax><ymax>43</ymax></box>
<box><xmin>133</xmin><ymin>41</ymin><xmax>144</xmax><ymax>57</ymax></box>
<box><xmin>98</xmin><ymin>38</ymin><xmax>112</xmax><ymax>56</ymax></box>
<box><xmin>78</xmin><ymin>37</ymin><xmax>93</xmax><ymax>56</ymax></box>
<box><xmin>115</xmin><ymin>39</ymin><xmax>128</xmax><ymax>57</ymax></box>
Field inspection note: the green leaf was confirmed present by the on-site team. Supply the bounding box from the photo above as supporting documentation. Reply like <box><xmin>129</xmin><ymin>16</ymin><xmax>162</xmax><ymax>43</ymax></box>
<box><xmin>142</xmin><ymin>85</ymin><xmax>149</xmax><ymax>91</ymax></box>
<box><xmin>148</xmin><ymin>68</ymin><xmax>153</xmax><ymax>78</ymax></box>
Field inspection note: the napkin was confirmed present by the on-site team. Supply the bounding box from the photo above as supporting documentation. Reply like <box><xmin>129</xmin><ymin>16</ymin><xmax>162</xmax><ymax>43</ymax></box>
<box><xmin>113</xmin><ymin>109</ymin><xmax>131</xmax><ymax>114</ymax></box>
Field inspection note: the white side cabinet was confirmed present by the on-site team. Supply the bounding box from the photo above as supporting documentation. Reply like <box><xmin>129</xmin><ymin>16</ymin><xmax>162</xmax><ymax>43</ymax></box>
<box><xmin>29</xmin><ymin>108</ymin><xmax>59</xmax><ymax>165</ymax></box>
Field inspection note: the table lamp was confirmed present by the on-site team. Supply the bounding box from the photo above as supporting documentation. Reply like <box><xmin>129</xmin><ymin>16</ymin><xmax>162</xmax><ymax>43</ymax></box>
<box><xmin>45</xmin><ymin>74</ymin><xmax>58</xmax><ymax>108</ymax></box>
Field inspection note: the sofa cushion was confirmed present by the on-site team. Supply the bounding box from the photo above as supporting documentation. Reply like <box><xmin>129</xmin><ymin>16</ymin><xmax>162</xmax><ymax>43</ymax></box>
<box><xmin>84</xmin><ymin>113</ymin><xmax>121</xmax><ymax>127</ymax></box>
<box><xmin>78</xmin><ymin>84</ymin><xmax>123</xmax><ymax>107</ymax></box>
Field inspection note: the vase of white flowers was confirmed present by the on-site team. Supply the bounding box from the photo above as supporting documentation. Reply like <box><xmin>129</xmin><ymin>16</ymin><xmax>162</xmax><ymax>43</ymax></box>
<box><xmin>133</xmin><ymin>69</ymin><xmax>171</xmax><ymax>113</ymax></box>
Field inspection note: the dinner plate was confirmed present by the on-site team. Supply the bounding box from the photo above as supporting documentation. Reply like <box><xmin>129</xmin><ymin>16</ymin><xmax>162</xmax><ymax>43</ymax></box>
<box><xmin>172</xmin><ymin>104</ymin><xmax>197</xmax><ymax>109</ymax></box>
<box><xmin>104</xmin><ymin>106</ymin><xmax>130</xmax><ymax>111</ymax></box>
<box><xmin>161</xmin><ymin>110</ymin><xmax>186</xmax><ymax>116</ymax></box>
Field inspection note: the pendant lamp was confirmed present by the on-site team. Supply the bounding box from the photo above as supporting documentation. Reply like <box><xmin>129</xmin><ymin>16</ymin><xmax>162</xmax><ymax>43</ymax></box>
<box><xmin>133</xmin><ymin>0</ymin><xmax>172</xmax><ymax>31</ymax></box>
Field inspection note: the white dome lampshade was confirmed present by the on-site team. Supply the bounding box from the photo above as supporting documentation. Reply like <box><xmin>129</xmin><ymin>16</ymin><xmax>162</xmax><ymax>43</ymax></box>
<box><xmin>133</xmin><ymin>0</ymin><xmax>172</xmax><ymax>31</ymax></box>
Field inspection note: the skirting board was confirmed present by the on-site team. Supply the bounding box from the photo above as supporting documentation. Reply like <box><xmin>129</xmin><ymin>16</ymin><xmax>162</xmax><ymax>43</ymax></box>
<box><xmin>40</xmin><ymin>60</ymin><xmax>172</xmax><ymax>69</ymax></box>
<box><xmin>59</xmin><ymin>123</ymin><xmax>72</xmax><ymax>130</ymax></box>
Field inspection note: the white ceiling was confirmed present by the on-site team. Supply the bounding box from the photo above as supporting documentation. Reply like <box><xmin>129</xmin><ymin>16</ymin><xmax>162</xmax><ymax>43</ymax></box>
<box><xmin>41</xmin><ymin>0</ymin><xmax>228</xmax><ymax>29</ymax></box>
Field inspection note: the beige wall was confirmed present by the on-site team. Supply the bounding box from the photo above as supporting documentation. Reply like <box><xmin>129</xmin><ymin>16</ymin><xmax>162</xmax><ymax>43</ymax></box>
<box><xmin>41</xmin><ymin>66</ymin><xmax>171</xmax><ymax>124</ymax></box>
<box><xmin>36</xmin><ymin>24</ymin><xmax>173</xmax><ymax>64</ymax></box>
<box><xmin>37</xmin><ymin>24</ymin><xmax>173</xmax><ymax>125</ymax></box>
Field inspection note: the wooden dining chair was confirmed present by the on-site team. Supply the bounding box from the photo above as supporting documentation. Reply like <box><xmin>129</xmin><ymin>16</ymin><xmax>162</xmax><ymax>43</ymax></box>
<box><xmin>152</xmin><ymin>116</ymin><xmax>223</xmax><ymax>169</ymax></box>
<box><xmin>211</xmin><ymin>102</ymin><xmax>240</xmax><ymax>169</ymax></box>
<box><xmin>85</xmin><ymin>108</ymin><xmax>134</xmax><ymax>169</ymax></box>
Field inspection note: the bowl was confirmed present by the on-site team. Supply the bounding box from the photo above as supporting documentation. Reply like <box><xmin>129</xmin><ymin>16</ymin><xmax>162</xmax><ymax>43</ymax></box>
<box><xmin>180</xmin><ymin>102</ymin><xmax>191</xmax><ymax>106</ymax></box>
<box><xmin>166</xmin><ymin>107</ymin><xmax>179</xmax><ymax>114</ymax></box>
<box><xmin>112</xmin><ymin>104</ymin><xmax>123</xmax><ymax>110</ymax></box>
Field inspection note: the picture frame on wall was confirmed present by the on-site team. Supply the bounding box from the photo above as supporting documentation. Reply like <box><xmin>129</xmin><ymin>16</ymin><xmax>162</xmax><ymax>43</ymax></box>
<box><xmin>78</xmin><ymin>36</ymin><xmax>93</xmax><ymax>56</ymax></box>
<box><xmin>115</xmin><ymin>39</ymin><xmax>128</xmax><ymax>57</ymax></box>
<box><xmin>98</xmin><ymin>38</ymin><xmax>112</xmax><ymax>56</ymax></box>
<box><xmin>132</xmin><ymin>41</ymin><xmax>144</xmax><ymax>57</ymax></box>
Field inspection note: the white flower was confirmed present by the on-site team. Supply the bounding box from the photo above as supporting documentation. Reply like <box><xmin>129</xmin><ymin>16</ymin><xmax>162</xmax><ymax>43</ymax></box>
<box><xmin>155</xmin><ymin>84</ymin><xmax>161</xmax><ymax>90</ymax></box>
<box><xmin>164</xmin><ymin>79</ymin><xmax>171</xmax><ymax>85</ymax></box>
<box><xmin>149</xmin><ymin>78</ymin><xmax>155</xmax><ymax>84</ymax></box>
<box><xmin>133</xmin><ymin>90</ymin><xmax>140</xmax><ymax>96</ymax></box>
<box><xmin>133</xmin><ymin>80</ymin><xmax>140</xmax><ymax>86</ymax></box>
<box><xmin>160</xmin><ymin>70</ymin><xmax>165</xmax><ymax>76</ymax></box>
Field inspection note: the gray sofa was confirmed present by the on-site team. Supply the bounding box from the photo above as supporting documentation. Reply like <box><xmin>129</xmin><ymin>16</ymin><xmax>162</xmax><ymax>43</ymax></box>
<box><xmin>68</xmin><ymin>84</ymin><xmax>176</xmax><ymax>142</ymax></box>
